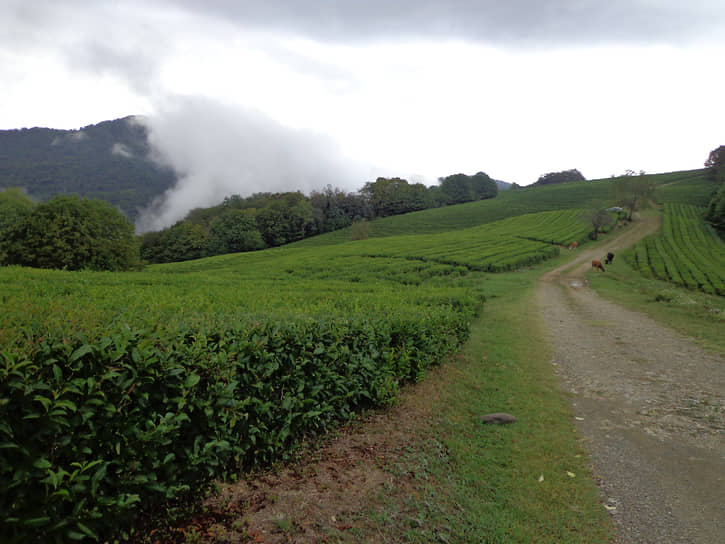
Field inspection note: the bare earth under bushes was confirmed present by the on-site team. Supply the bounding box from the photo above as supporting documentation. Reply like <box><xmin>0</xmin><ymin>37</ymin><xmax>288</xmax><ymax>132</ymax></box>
<box><xmin>538</xmin><ymin>218</ymin><xmax>725</xmax><ymax>543</ymax></box>
<box><xmin>154</xmin><ymin>367</ymin><xmax>444</xmax><ymax>543</ymax></box>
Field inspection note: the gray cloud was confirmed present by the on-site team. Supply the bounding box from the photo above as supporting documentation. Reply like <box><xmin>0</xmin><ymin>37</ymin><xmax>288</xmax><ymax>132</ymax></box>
<box><xmin>5</xmin><ymin>1</ymin><xmax>723</xmax><ymax>56</ymax></box>
<box><xmin>66</xmin><ymin>39</ymin><xmax>164</xmax><ymax>97</ymax></box>
<box><xmin>135</xmin><ymin>97</ymin><xmax>368</xmax><ymax>232</ymax></box>
<box><xmin>167</xmin><ymin>0</ymin><xmax>725</xmax><ymax>47</ymax></box>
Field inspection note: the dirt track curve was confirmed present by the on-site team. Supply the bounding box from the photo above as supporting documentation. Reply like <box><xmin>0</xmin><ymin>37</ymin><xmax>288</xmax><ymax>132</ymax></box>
<box><xmin>537</xmin><ymin>218</ymin><xmax>725</xmax><ymax>543</ymax></box>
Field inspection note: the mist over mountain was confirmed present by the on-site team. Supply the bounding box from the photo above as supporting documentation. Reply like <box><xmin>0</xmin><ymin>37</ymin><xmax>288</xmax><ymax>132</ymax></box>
<box><xmin>1</xmin><ymin>114</ymin><xmax>515</xmax><ymax>231</ymax></box>
<box><xmin>0</xmin><ymin>116</ymin><xmax>176</xmax><ymax>221</ymax></box>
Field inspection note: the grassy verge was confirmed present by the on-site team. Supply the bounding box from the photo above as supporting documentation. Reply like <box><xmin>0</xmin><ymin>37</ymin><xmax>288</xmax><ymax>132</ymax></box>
<box><xmin>587</xmin><ymin>257</ymin><xmax>725</xmax><ymax>356</ymax></box>
<box><xmin>362</xmin><ymin>265</ymin><xmax>614</xmax><ymax>543</ymax></box>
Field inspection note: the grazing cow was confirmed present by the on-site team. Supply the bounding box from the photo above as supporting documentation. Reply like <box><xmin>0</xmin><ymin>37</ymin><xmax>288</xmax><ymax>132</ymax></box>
<box><xmin>568</xmin><ymin>241</ymin><xmax>579</xmax><ymax>250</ymax></box>
<box><xmin>591</xmin><ymin>260</ymin><xmax>605</xmax><ymax>272</ymax></box>
<box><xmin>605</xmin><ymin>252</ymin><xmax>615</xmax><ymax>264</ymax></box>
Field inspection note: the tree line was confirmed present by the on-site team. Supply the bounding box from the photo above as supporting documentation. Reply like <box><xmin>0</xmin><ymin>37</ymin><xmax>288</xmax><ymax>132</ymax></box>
<box><xmin>139</xmin><ymin>172</ymin><xmax>498</xmax><ymax>264</ymax></box>
<box><xmin>0</xmin><ymin>172</ymin><xmax>498</xmax><ymax>270</ymax></box>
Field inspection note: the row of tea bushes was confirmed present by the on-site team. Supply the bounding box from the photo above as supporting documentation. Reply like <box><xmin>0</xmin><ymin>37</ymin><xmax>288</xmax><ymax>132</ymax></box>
<box><xmin>1</xmin><ymin>304</ymin><xmax>470</xmax><ymax>542</ymax></box>
<box><xmin>625</xmin><ymin>203</ymin><xmax>725</xmax><ymax>295</ymax></box>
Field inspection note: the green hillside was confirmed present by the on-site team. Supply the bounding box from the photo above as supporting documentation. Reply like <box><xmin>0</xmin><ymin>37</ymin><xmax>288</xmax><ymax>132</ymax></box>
<box><xmin>292</xmin><ymin>169</ymin><xmax>712</xmax><ymax>247</ymax></box>
<box><xmin>0</xmin><ymin>117</ymin><xmax>176</xmax><ymax>220</ymax></box>
<box><xmin>0</xmin><ymin>168</ymin><xmax>719</xmax><ymax>542</ymax></box>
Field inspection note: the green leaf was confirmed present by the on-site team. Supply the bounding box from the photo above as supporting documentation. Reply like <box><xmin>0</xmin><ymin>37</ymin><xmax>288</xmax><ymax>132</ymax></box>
<box><xmin>33</xmin><ymin>457</ymin><xmax>52</xmax><ymax>469</ymax></box>
<box><xmin>0</xmin><ymin>421</ymin><xmax>13</xmax><ymax>438</ymax></box>
<box><xmin>90</xmin><ymin>463</ymin><xmax>108</xmax><ymax>497</ymax></box>
<box><xmin>71</xmin><ymin>344</ymin><xmax>95</xmax><ymax>362</ymax></box>
<box><xmin>184</xmin><ymin>373</ymin><xmax>201</xmax><ymax>388</ymax></box>
<box><xmin>52</xmin><ymin>364</ymin><xmax>63</xmax><ymax>383</ymax></box>
<box><xmin>22</xmin><ymin>516</ymin><xmax>51</xmax><ymax>527</ymax></box>
<box><xmin>55</xmin><ymin>399</ymin><xmax>78</xmax><ymax>412</ymax></box>
<box><xmin>76</xmin><ymin>522</ymin><xmax>98</xmax><ymax>539</ymax></box>
<box><xmin>33</xmin><ymin>395</ymin><xmax>52</xmax><ymax>411</ymax></box>
<box><xmin>50</xmin><ymin>488</ymin><xmax>72</xmax><ymax>500</ymax></box>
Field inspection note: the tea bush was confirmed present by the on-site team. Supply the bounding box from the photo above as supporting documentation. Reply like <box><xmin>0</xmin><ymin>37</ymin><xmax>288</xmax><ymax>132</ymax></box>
<box><xmin>625</xmin><ymin>203</ymin><xmax>725</xmax><ymax>295</ymax></box>
<box><xmin>1</xmin><ymin>307</ymin><xmax>469</xmax><ymax>542</ymax></box>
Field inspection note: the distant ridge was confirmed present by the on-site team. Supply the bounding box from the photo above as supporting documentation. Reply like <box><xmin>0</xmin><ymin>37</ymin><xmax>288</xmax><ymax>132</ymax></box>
<box><xmin>0</xmin><ymin>116</ymin><xmax>177</xmax><ymax>220</ymax></box>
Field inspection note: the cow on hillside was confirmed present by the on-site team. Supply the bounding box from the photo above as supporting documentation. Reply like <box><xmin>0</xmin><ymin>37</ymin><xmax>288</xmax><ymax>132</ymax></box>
<box><xmin>605</xmin><ymin>252</ymin><xmax>615</xmax><ymax>264</ymax></box>
<box><xmin>591</xmin><ymin>260</ymin><xmax>605</xmax><ymax>272</ymax></box>
<box><xmin>568</xmin><ymin>241</ymin><xmax>579</xmax><ymax>250</ymax></box>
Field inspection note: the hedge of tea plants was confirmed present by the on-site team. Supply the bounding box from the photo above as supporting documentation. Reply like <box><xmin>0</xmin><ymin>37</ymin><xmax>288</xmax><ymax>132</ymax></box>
<box><xmin>625</xmin><ymin>203</ymin><xmax>725</xmax><ymax>295</ymax></box>
<box><xmin>0</xmin><ymin>249</ymin><xmax>481</xmax><ymax>542</ymax></box>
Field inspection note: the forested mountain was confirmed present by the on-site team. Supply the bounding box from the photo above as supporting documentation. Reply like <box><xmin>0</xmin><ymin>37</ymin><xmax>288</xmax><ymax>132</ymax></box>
<box><xmin>0</xmin><ymin>116</ymin><xmax>176</xmax><ymax>220</ymax></box>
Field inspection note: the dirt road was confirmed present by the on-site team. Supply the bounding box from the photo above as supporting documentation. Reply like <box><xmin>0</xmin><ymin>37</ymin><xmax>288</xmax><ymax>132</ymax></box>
<box><xmin>538</xmin><ymin>219</ymin><xmax>725</xmax><ymax>543</ymax></box>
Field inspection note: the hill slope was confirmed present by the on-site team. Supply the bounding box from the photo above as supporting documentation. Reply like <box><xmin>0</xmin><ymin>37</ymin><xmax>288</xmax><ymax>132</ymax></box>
<box><xmin>292</xmin><ymin>169</ymin><xmax>713</xmax><ymax>247</ymax></box>
<box><xmin>0</xmin><ymin>117</ymin><xmax>176</xmax><ymax>220</ymax></box>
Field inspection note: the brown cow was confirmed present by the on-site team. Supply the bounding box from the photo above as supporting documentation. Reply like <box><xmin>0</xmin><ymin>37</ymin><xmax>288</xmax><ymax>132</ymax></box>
<box><xmin>568</xmin><ymin>241</ymin><xmax>579</xmax><ymax>250</ymax></box>
<box><xmin>591</xmin><ymin>260</ymin><xmax>605</xmax><ymax>272</ymax></box>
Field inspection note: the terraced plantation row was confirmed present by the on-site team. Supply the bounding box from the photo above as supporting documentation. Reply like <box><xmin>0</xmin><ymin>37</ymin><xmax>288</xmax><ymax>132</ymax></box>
<box><xmin>293</xmin><ymin>179</ymin><xmax>616</xmax><ymax>246</ymax></box>
<box><xmin>652</xmin><ymin>169</ymin><xmax>715</xmax><ymax>206</ymax></box>
<box><xmin>625</xmin><ymin>203</ymin><xmax>725</xmax><ymax>295</ymax></box>
<box><xmin>293</xmin><ymin>170</ymin><xmax>708</xmax><ymax>248</ymax></box>
<box><xmin>1</xmin><ymin>208</ymin><xmax>586</xmax><ymax>542</ymax></box>
<box><xmin>353</xmin><ymin>209</ymin><xmax>592</xmax><ymax>272</ymax></box>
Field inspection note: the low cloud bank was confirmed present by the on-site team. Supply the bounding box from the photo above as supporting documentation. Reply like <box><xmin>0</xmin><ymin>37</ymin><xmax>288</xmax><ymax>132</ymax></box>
<box><xmin>135</xmin><ymin>97</ymin><xmax>366</xmax><ymax>232</ymax></box>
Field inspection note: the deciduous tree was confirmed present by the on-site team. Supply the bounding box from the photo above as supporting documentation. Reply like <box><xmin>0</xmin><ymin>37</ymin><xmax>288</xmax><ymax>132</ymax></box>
<box><xmin>612</xmin><ymin>175</ymin><xmax>656</xmax><ymax>221</ymax></box>
<box><xmin>535</xmin><ymin>169</ymin><xmax>586</xmax><ymax>185</ymax></box>
<box><xmin>1</xmin><ymin>195</ymin><xmax>140</xmax><ymax>270</ymax></box>
<box><xmin>0</xmin><ymin>188</ymin><xmax>36</xmax><ymax>263</ymax></box>
<box><xmin>704</xmin><ymin>146</ymin><xmax>725</xmax><ymax>231</ymax></box>
<box><xmin>207</xmin><ymin>209</ymin><xmax>264</xmax><ymax>254</ymax></box>
<box><xmin>584</xmin><ymin>202</ymin><xmax>614</xmax><ymax>239</ymax></box>
<box><xmin>438</xmin><ymin>172</ymin><xmax>498</xmax><ymax>204</ymax></box>
<box><xmin>705</xmin><ymin>145</ymin><xmax>725</xmax><ymax>181</ymax></box>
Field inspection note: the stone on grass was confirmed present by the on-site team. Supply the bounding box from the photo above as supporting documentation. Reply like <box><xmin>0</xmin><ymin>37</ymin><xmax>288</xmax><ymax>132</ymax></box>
<box><xmin>479</xmin><ymin>413</ymin><xmax>517</xmax><ymax>425</ymax></box>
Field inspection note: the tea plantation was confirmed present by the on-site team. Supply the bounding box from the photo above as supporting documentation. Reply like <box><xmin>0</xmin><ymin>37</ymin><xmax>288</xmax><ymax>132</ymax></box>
<box><xmin>625</xmin><ymin>203</ymin><xmax>725</xmax><ymax>295</ymax></box>
<box><xmin>0</xmin><ymin>170</ymin><xmax>720</xmax><ymax>542</ymax></box>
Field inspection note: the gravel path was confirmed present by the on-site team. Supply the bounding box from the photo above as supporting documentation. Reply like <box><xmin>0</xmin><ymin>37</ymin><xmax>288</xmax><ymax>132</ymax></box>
<box><xmin>537</xmin><ymin>220</ymin><xmax>725</xmax><ymax>543</ymax></box>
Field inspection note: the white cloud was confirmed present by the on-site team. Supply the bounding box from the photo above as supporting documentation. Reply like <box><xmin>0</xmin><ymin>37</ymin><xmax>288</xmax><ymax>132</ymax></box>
<box><xmin>135</xmin><ymin>96</ymin><xmax>368</xmax><ymax>232</ymax></box>
<box><xmin>111</xmin><ymin>142</ymin><xmax>133</xmax><ymax>158</ymax></box>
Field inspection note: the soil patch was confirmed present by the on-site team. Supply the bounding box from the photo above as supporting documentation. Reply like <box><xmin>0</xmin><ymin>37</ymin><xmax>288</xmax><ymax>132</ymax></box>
<box><xmin>157</xmin><ymin>364</ymin><xmax>446</xmax><ymax>543</ymax></box>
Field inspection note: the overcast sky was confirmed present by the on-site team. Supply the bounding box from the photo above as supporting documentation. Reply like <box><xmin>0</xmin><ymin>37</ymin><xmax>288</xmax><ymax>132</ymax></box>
<box><xmin>2</xmin><ymin>1</ymin><xmax>724</xmax><ymax>228</ymax></box>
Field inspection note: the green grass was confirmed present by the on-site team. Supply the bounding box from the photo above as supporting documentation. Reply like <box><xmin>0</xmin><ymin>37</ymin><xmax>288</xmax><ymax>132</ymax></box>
<box><xmin>588</xmin><ymin>255</ymin><xmax>725</xmax><ymax>356</ymax></box>
<box><xmin>360</xmin><ymin>263</ymin><xmax>614</xmax><ymax>543</ymax></box>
